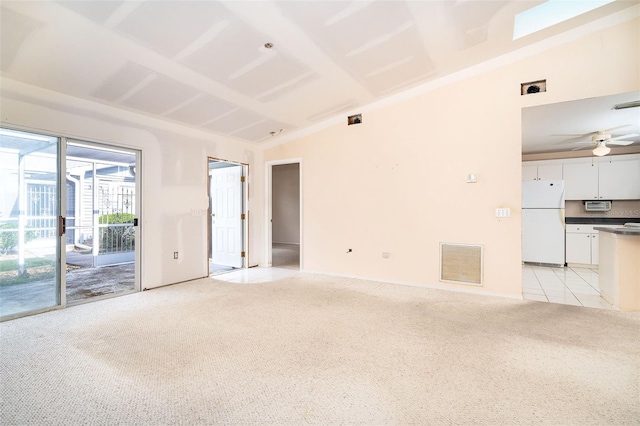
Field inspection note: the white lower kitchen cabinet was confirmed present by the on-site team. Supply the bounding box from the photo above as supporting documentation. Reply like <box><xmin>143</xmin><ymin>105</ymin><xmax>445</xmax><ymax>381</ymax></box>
<box><xmin>566</xmin><ymin>225</ymin><xmax>599</xmax><ymax>266</ymax></box>
<box><xmin>591</xmin><ymin>233</ymin><xmax>599</xmax><ymax>265</ymax></box>
<box><xmin>566</xmin><ymin>232</ymin><xmax>596</xmax><ymax>265</ymax></box>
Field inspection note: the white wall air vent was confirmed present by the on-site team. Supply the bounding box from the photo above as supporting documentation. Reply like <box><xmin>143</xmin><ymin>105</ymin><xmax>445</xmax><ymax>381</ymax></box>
<box><xmin>440</xmin><ymin>243</ymin><xmax>483</xmax><ymax>286</ymax></box>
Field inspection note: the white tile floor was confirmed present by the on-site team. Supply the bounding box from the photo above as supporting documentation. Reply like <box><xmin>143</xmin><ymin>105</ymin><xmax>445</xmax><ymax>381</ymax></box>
<box><xmin>522</xmin><ymin>264</ymin><xmax>615</xmax><ymax>310</ymax></box>
<box><xmin>211</xmin><ymin>267</ymin><xmax>300</xmax><ymax>284</ymax></box>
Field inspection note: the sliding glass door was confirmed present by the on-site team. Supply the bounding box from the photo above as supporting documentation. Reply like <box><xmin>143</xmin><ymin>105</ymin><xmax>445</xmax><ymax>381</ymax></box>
<box><xmin>0</xmin><ymin>129</ymin><xmax>141</xmax><ymax>319</ymax></box>
<box><xmin>65</xmin><ymin>142</ymin><xmax>138</xmax><ymax>304</ymax></box>
<box><xmin>0</xmin><ymin>129</ymin><xmax>61</xmax><ymax>318</ymax></box>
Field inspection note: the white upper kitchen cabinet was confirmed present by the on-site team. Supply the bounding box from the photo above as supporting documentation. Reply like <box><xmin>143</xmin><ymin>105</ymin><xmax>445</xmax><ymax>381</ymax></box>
<box><xmin>538</xmin><ymin>164</ymin><xmax>563</xmax><ymax>180</ymax></box>
<box><xmin>522</xmin><ymin>164</ymin><xmax>562</xmax><ymax>181</ymax></box>
<box><xmin>524</xmin><ymin>154</ymin><xmax>640</xmax><ymax>200</ymax></box>
<box><xmin>522</xmin><ymin>165</ymin><xmax>538</xmax><ymax>181</ymax></box>
<box><xmin>563</xmin><ymin>162</ymin><xmax>599</xmax><ymax>200</ymax></box>
<box><xmin>598</xmin><ymin>159</ymin><xmax>640</xmax><ymax>200</ymax></box>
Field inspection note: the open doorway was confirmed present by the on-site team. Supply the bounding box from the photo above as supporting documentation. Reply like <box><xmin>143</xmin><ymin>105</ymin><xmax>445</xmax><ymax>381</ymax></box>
<box><xmin>268</xmin><ymin>162</ymin><xmax>301</xmax><ymax>270</ymax></box>
<box><xmin>208</xmin><ymin>158</ymin><xmax>248</xmax><ymax>276</ymax></box>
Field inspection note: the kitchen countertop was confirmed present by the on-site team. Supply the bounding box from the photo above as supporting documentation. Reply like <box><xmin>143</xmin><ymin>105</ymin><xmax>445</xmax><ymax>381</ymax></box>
<box><xmin>596</xmin><ymin>227</ymin><xmax>640</xmax><ymax>312</ymax></box>
<box><xmin>594</xmin><ymin>226</ymin><xmax>640</xmax><ymax>236</ymax></box>
<box><xmin>565</xmin><ymin>217</ymin><xmax>638</xmax><ymax>225</ymax></box>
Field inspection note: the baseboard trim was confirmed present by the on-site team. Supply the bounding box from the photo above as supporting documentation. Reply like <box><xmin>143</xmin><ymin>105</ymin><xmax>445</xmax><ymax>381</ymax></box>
<box><xmin>301</xmin><ymin>269</ymin><xmax>524</xmax><ymax>301</ymax></box>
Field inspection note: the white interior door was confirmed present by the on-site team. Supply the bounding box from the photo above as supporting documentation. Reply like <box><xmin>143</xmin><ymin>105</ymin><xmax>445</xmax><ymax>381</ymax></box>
<box><xmin>210</xmin><ymin>166</ymin><xmax>243</xmax><ymax>268</ymax></box>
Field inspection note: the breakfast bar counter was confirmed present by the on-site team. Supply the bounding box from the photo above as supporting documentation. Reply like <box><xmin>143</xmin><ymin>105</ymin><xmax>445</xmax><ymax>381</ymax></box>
<box><xmin>594</xmin><ymin>226</ymin><xmax>640</xmax><ymax>312</ymax></box>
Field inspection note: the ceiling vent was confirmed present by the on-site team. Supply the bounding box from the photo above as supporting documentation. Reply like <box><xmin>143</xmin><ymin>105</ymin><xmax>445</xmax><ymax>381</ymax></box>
<box><xmin>521</xmin><ymin>79</ymin><xmax>546</xmax><ymax>95</ymax></box>
<box><xmin>348</xmin><ymin>114</ymin><xmax>362</xmax><ymax>125</ymax></box>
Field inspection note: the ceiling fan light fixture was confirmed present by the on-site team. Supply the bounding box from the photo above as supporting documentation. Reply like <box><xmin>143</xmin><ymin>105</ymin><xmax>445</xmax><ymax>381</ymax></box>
<box><xmin>593</xmin><ymin>141</ymin><xmax>611</xmax><ymax>156</ymax></box>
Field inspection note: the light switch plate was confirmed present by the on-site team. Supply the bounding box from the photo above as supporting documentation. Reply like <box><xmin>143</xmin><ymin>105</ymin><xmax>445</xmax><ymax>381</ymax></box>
<box><xmin>496</xmin><ymin>208</ymin><xmax>511</xmax><ymax>218</ymax></box>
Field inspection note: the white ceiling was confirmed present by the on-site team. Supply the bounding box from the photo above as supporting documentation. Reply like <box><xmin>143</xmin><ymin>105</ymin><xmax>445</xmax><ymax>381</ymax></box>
<box><xmin>523</xmin><ymin>91</ymin><xmax>640</xmax><ymax>154</ymax></box>
<box><xmin>1</xmin><ymin>0</ymin><xmax>638</xmax><ymax>146</ymax></box>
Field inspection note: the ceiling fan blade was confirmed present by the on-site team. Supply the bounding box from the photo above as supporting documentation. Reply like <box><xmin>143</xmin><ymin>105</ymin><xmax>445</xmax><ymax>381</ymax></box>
<box><xmin>551</xmin><ymin>127</ymin><xmax>633</xmax><ymax>140</ymax></box>
<box><xmin>610</xmin><ymin>133</ymin><xmax>639</xmax><ymax>141</ymax></box>
<box><xmin>552</xmin><ymin>135</ymin><xmax>591</xmax><ymax>145</ymax></box>
<box><xmin>551</xmin><ymin>133</ymin><xmax>592</xmax><ymax>138</ymax></box>
<box><xmin>571</xmin><ymin>145</ymin><xmax>592</xmax><ymax>151</ymax></box>
<box><xmin>604</xmin><ymin>124</ymin><xmax>632</xmax><ymax>133</ymax></box>
<box><xmin>608</xmin><ymin>140</ymin><xmax>634</xmax><ymax>146</ymax></box>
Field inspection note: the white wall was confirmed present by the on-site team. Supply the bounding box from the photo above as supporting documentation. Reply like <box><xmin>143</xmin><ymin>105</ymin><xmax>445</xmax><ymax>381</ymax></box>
<box><xmin>1</xmin><ymin>17</ymin><xmax>637</xmax><ymax>298</ymax></box>
<box><xmin>0</xmin><ymin>83</ymin><xmax>264</xmax><ymax>288</ymax></box>
<box><xmin>272</xmin><ymin>163</ymin><xmax>300</xmax><ymax>245</ymax></box>
<box><xmin>265</xmin><ymin>18</ymin><xmax>640</xmax><ymax>297</ymax></box>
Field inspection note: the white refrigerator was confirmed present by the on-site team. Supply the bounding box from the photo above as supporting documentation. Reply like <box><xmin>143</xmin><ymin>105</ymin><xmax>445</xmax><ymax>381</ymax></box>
<box><xmin>522</xmin><ymin>180</ymin><xmax>565</xmax><ymax>265</ymax></box>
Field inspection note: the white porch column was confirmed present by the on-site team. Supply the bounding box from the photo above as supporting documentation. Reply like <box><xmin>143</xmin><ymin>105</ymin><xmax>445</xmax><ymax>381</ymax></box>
<box><xmin>17</xmin><ymin>154</ymin><xmax>27</xmax><ymax>275</ymax></box>
<box><xmin>92</xmin><ymin>161</ymin><xmax>99</xmax><ymax>266</ymax></box>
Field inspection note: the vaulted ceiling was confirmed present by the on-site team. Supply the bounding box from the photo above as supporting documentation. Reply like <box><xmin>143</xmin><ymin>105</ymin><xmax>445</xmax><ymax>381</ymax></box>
<box><xmin>1</xmin><ymin>1</ymin><xmax>638</xmax><ymax>145</ymax></box>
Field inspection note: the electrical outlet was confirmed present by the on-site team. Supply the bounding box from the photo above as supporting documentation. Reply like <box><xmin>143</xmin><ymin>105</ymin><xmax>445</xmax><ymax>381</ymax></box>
<box><xmin>173</xmin><ymin>252</ymin><xmax>178</xmax><ymax>259</ymax></box>
<box><xmin>382</xmin><ymin>252</ymin><xmax>389</xmax><ymax>258</ymax></box>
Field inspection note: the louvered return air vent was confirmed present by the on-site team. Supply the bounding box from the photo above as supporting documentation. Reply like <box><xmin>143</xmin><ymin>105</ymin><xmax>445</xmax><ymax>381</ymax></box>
<box><xmin>440</xmin><ymin>243</ymin><xmax>483</xmax><ymax>286</ymax></box>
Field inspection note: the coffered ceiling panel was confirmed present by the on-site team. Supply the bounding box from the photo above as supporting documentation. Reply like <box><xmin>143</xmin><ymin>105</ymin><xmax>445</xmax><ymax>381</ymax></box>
<box><xmin>56</xmin><ymin>0</ymin><xmax>124</xmax><ymax>25</ymax></box>
<box><xmin>257</xmin><ymin>72</ymin><xmax>318</xmax><ymax>102</ymax></box>
<box><xmin>180</xmin><ymin>17</ymin><xmax>269</xmax><ymax>81</ymax></box>
<box><xmin>165</xmin><ymin>94</ymin><xmax>236</xmax><ymax>126</ymax></box>
<box><xmin>278</xmin><ymin>1</ymin><xmax>413</xmax><ymax>57</ymax></box>
<box><xmin>226</xmin><ymin>53</ymin><xmax>312</xmax><ymax>98</ymax></box>
<box><xmin>0</xmin><ymin>7</ymin><xmax>42</xmax><ymax>71</ymax></box>
<box><xmin>115</xmin><ymin>1</ymin><xmax>225</xmax><ymax>58</ymax></box>
<box><xmin>202</xmin><ymin>108</ymin><xmax>266</xmax><ymax>135</ymax></box>
<box><xmin>91</xmin><ymin>62</ymin><xmax>154</xmax><ymax>103</ymax></box>
<box><xmin>120</xmin><ymin>74</ymin><xmax>200</xmax><ymax>115</ymax></box>
<box><xmin>275</xmin><ymin>1</ymin><xmax>436</xmax><ymax>96</ymax></box>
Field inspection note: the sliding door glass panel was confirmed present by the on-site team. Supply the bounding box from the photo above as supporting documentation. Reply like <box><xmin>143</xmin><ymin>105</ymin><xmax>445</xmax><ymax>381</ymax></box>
<box><xmin>65</xmin><ymin>142</ymin><xmax>136</xmax><ymax>303</ymax></box>
<box><xmin>0</xmin><ymin>129</ymin><xmax>60</xmax><ymax>318</ymax></box>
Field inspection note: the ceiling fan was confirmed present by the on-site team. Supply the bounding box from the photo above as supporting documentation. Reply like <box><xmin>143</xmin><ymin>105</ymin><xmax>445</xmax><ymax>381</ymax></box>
<box><xmin>555</xmin><ymin>126</ymin><xmax>639</xmax><ymax>156</ymax></box>
<box><xmin>579</xmin><ymin>130</ymin><xmax>638</xmax><ymax>156</ymax></box>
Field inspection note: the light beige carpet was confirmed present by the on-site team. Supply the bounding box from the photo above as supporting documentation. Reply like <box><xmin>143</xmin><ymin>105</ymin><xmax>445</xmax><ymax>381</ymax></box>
<box><xmin>1</xmin><ymin>273</ymin><xmax>639</xmax><ymax>425</ymax></box>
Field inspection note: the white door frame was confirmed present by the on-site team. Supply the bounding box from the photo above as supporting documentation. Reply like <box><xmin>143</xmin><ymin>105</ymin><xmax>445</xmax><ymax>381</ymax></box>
<box><xmin>265</xmin><ymin>158</ymin><xmax>302</xmax><ymax>268</ymax></box>
<box><xmin>207</xmin><ymin>157</ymin><xmax>249</xmax><ymax>274</ymax></box>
